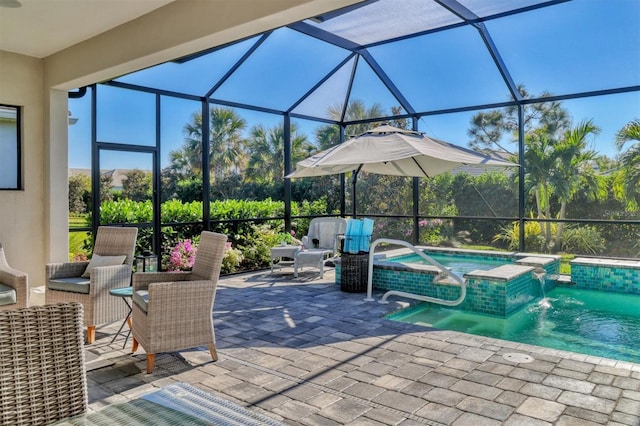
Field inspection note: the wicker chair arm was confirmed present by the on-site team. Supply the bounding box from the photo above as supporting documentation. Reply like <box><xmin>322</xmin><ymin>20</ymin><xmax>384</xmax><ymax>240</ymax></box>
<box><xmin>89</xmin><ymin>264</ymin><xmax>132</xmax><ymax>294</ymax></box>
<box><xmin>132</xmin><ymin>271</ymin><xmax>191</xmax><ymax>291</ymax></box>
<box><xmin>46</xmin><ymin>261</ymin><xmax>89</xmax><ymax>279</ymax></box>
<box><xmin>0</xmin><ymin>266</ymin><xmax>27</xmax><ymax>295</ymax></box>
<box><xmin>146</xmin><ymin>280</ymin><xmax>215</xmax><ymax>320</ymax></box>
<box><xmin>0</xmin><ymin>264</ymin><xmax>26</xmax><ymax>282</ymax></box>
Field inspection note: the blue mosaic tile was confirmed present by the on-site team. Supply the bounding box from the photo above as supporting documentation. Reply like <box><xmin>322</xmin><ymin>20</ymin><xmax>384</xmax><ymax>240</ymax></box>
<box><xmin>571</xmin><ymin>263</ymin><xmax>640</xmax><ymax>295</ymax></box>
<box><xmin>339</xmin><ymin>251</ymin><xmax>634</xmax><ymax>319</ymax></box>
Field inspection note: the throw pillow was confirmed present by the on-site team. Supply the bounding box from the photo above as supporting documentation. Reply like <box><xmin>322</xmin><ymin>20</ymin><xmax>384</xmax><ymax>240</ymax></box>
<box><xmin>81</xmin><ymin>254</ymin><xmax>127</xmax><ymax>278</ymax></box>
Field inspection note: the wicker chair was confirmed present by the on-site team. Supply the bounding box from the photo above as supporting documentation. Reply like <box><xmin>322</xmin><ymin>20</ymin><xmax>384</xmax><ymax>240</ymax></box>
<box><xmin>132</xmin><ymin>231</ymin><xmax>227</xmax><ymax>373</ymax></box>
<box><xmin>0</xmin><ymin>302</ymin><xmax>87</xmax><ymax>425</ymax></box>
<box><xmin>0</xmin><ymin>243</ymin><xmax>29</xmax><ymax>311</ymax></box>
<box><xmin>46</xmin><ymin>226</ymin><xmax>138</xmax><ymax>343</ymax></box>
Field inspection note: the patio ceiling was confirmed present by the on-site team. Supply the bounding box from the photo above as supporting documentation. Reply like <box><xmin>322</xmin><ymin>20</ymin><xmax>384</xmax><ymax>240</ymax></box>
<box><xmin>110</xmin><ymin>0</ymin><xmax>640</xmax><ymax>125</ymax></box>
<box><xmin>0</xmin><ymin>0</ymin><xmax>175</xmax><ymax>58</ymax></box>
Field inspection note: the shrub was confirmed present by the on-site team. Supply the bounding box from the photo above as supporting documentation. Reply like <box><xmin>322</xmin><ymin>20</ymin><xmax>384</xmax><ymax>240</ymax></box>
<box><xmin>418</xmin><ymin>219</ymin><xmax>445</xmax><ymax>245</ymax></box>
<box><xmin>494</xmin><ymin>221</ymin><xmax>558</xmax><ymax>252</ymax></box>
<box><xmin>221</xmin><ymin>242</ymin><xmax>243</xmax><ymax>274</ymax></box>
<box><xmin>495</xmin><ymin>221</ymin><xmax>606</xmax><ymax>255</ymax></box>
<box><xmin>561</xmin><ymin>226</ymin><xmax>605</xmax><ymax>255</ymax></box>
<box><xmin>80</xmin><ymin>197</ymin><xmax>336</xmax><ymax>272</ymax></box>
<box><xmin>234</xmin><ymin>223</ymin><xmax>282</xmax><ymax>270</ymax></box>
<box><xmin>166</xmin><ymin>239</ymin><xmax>198</xmax><ymax>271</ymax></box>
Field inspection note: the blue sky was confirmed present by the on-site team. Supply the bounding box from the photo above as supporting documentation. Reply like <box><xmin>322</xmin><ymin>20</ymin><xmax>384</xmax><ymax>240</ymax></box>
<box><xmin>68</xmin><ymin>0</ymin><xmax>639</xmax><ymax>171</ymax></box>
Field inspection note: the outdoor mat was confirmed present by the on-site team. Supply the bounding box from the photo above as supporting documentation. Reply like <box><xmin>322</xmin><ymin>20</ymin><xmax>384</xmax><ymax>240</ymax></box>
<box><xmin>54</xmin><ymin>382</ymin><xmax>286</xmax><ymax>426</ymax></box>
<box><xmin>142</xmin><ymin>383</ymin><xmax>286</xmax><ymax>425</ymax></box>
<box><xmin>53</xmin><ymin>398</ymin><xmax>210</xmax><ymax>425</ymax></box>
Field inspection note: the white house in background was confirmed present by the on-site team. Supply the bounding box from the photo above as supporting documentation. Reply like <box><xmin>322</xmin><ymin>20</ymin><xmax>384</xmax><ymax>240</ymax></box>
<box><xmin>69</xmin><ymin>169</ymin><xmax>152</xmax><ymax>191</ymax></box>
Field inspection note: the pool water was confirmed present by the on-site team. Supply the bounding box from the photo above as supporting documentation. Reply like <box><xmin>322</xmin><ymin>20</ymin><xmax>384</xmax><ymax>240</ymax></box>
<box><xmin>392</xmin><ymin>253</ymin><xmax>508</xmax><ymax>276</ymax></box>
<box><xmin>387</xmin><ymin>287</ymin><xmax>640</xmax><ymax>363</ymax></box>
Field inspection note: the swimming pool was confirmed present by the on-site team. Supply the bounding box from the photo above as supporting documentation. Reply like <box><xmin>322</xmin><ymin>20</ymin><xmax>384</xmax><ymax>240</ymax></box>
<box><xmin>387</xmin><ymin>286</ymin><xmax>640</xmax><ymax>363</ymax></box>
<box><xmin>391</xmin><ymin>252</ymin><xmax>510</xmax><ymax>276</ymax></box>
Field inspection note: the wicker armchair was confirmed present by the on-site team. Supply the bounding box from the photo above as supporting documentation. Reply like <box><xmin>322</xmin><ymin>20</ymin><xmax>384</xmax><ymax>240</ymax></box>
<box><xmin>132</xmin><ymin>231</ymin><xmax>227</xmax><ymax>373</ymax></box>
<box><xmin>46</xmin><ymin>226</ymin><xmax>138</xmax><ymax>343</ymax></box>
<box><xmin>0</xmin><ymin>243</ymin><xmax>29</xmax><ymax>311</ymax></box>
<box><xmin>0</xmin><ymin>302</ymin><xmax>87</xmax><ymax>425</ymax></box>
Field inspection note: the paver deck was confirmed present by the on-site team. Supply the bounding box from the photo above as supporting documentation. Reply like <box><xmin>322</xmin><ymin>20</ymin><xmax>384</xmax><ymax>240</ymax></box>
<box><xmin>86</xmin><ymin>268</ymin><xmax>640</xmax><ymax>425</ymax></box>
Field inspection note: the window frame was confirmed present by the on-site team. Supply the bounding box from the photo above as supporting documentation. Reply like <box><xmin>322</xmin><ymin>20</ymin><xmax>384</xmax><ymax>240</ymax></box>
<box><xmin>0</xmin><ymin>104</ymin><xmax>22</xmax><ymax>190</ymax></box>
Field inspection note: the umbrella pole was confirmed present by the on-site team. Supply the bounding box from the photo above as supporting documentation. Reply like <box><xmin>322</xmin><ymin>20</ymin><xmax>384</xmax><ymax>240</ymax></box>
<box><xmin>352</xmin><ymin>165</ymin><xmax>363</xmax><ymax>218</ymax></box>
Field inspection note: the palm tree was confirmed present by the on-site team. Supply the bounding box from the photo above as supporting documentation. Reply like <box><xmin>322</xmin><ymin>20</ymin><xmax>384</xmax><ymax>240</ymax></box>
<box><xmin>314</xmin><ymin>99</ymin><xmax>386</xmax><ymax>150</ymax></box>
<box><xmin>209</xmin><ymin>107</ymin><xmax>247</xmax><ymax>179</ymax></box>
<box><xmin>523</xmin><ymin>129</ymin><xmax>558</xmax><ymax>246</ymax></box>
<box><xmin>180</xmin><ymin>113</ymin><xmax>203</xmax><ymax>168</ymax></box>
<box><xmin>168</xmin><ymin>148</ymin><xmax>199</xmax><ymax>179</ymax></box>
<box><xmin>550</xmin><ymin>120</ymin><xmax>604</xmax><ymax>251</ymax></box>
<box><xmin>614</xmin><ymin>119</ymin><xmax>640</xmax><ymax>208</ymax></box>
<box><xmin>178</xmin><ymin>107</ymin><xmax>247</xmax><ymax>182</ymax></box>
<box><xmin>245</xmin><ymin>123</ymin><xmax>314</xmax><ymax>184</ymax></box>
<box><xmin>522</xmin><ymin>120</ymin><xmax>603</xmax><ymax>252</ymax></box>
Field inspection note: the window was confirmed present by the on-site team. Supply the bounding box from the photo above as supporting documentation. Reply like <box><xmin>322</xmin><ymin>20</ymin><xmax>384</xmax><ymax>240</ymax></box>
<box><xmin>0</xmin><ymin>104</ymin><xmax>21</xmax><ymax>190</ymax></box>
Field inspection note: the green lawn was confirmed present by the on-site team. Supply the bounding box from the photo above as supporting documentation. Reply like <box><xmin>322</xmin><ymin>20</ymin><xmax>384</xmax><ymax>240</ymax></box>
<box><xmin>69</xmin><ymin>215</ymin><xmax>90</xmax><ymax>260</ymax></box>
<box><xmin>69</xmin><ymin>214</ymin><xmax>88</xmax><ymax>228</ymax></box>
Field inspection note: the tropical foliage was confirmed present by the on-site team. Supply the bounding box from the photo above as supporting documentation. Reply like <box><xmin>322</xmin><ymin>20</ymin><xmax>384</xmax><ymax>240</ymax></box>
<box><xmin>70</xmin><ymin>97</ymin><xmax>640</xmax><ymax>270</ymax></box>
<box><xmin>613</xmin><ymin>119</ymin><xmax>640</xmax><ymax>209</ymax></box>
<box><xmin>467</xmin><ymin>87</ymin><xmax>616</xmax><ymax>253</ymax></box>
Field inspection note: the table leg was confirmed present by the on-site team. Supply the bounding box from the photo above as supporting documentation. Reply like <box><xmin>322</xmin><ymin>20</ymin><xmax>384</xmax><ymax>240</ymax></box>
<box><xmin>110</xmin><ymin>297</ymin><xmax>133</xmax><ymax>348</ymax></box>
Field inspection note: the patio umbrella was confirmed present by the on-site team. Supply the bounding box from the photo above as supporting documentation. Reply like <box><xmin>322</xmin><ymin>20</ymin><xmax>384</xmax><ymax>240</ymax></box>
<box><xmin>287</xmin><ymin>124</ymin><xmax>515</xmax><ymax>215</ymax></box>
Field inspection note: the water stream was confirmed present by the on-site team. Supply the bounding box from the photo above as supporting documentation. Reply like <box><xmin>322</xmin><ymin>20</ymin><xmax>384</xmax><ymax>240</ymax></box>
<box><xmin>533</xmin><ymin>268</ymin><xmax>551</xmax><ymax>308</ymax></box>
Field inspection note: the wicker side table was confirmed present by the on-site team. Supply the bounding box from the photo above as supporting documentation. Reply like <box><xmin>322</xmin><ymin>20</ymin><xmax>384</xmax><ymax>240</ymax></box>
<box><xmin>340</xmin><ymin>252</ymin><xmax>369</xmax><ymax>293</ymax></box>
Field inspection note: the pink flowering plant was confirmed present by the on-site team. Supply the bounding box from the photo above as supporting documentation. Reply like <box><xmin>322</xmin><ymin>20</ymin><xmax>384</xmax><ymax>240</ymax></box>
<box><xmin>167</xmin><ymin>239</ymin><xmax>197</xmax><ymax>271</ymax></box>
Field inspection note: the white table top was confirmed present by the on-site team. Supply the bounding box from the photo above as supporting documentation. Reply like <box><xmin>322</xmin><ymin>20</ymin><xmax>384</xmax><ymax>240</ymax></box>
<box><xmin>270</xmin><ymin>245</ymin><xmax>301</xmax><ymax>256</ymax></box>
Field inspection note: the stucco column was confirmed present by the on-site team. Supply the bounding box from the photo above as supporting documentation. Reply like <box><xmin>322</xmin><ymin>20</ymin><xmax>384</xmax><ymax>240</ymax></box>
<box><xmin>44</xmin><ymin>89</ymin><xmax>69</xmax><ymax>264</ymax></box>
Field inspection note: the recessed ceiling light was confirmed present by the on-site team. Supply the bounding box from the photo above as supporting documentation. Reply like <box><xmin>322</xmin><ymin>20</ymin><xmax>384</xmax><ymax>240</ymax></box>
<box><xmin>0</xmin><ymin>0</ymin><xmax>22</xmax><ymax>7</ymax></box>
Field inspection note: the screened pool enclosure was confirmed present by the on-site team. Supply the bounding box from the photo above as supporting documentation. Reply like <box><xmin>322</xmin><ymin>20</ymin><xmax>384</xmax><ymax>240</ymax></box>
<box><xmin>67</xmin><ymin>0</ymin><xmax>640</xmax><ymax>269</ymax></box>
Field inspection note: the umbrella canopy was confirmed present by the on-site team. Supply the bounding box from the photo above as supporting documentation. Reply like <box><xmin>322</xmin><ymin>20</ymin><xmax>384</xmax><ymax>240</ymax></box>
<box><xmin>287</xmin><ymin>124</ymin><xmax>514</xmax><ymax>179</ymax></box>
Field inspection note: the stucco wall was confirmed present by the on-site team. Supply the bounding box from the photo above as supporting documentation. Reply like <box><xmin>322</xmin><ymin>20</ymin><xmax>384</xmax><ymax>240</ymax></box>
<box><xmin>0</xmin><ymin>50</ymin><xmax>46</xmax><ymax>286</ymax></box>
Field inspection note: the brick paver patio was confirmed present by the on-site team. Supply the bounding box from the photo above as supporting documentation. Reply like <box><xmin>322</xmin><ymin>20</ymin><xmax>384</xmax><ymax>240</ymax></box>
<box><xmin>86</xmin><ymin>268</ymin><xmax>640</xmax><ymax>425</ymax></box>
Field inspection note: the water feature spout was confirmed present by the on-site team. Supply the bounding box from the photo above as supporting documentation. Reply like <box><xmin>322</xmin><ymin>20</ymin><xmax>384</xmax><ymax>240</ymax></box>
<box><xmin>532</xmin><ymin>267</ymin><xmax>550</xmax><ymax>308</ymax></box>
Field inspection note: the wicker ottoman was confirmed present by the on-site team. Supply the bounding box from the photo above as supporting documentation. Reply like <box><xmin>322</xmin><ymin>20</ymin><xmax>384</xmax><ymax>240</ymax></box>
<box><xmin>294</xmin><ymin>249</ymin><xmax>331</xmax><ymax>278</ymax></box>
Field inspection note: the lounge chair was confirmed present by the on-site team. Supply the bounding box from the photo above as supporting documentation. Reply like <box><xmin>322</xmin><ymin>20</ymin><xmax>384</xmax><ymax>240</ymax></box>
<box><xmin>131</xmin><ymin>231</ymin><xmax>227</xmax><ymax>373</ymax></box>
<box><xmin>45</xmin><ymin>226</ymin><xmax>138</xmax><ymax>343</ymax></box>
<box><xmin>294</xmin><ymin>217</ymin><xmax>347</xmax><ymax>278</ymax></box>
<box><xmin>0</xmin><ymin>243</ymin><xmax>29</xmax><ymax>311</ymax></box>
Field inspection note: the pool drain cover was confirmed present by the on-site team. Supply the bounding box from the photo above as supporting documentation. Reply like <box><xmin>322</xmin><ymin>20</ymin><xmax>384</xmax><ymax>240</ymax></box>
<box><xmin>503</xmin><ymin>353</ymin><xmax>534</xmax><ymax>363</ymax></box>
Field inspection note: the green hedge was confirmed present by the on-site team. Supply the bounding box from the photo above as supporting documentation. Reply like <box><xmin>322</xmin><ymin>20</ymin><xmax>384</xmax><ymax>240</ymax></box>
<box><xmin>90</xmin><ymin>198</ymin><xmax>330</xmax><ymax>272</ymax></box>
